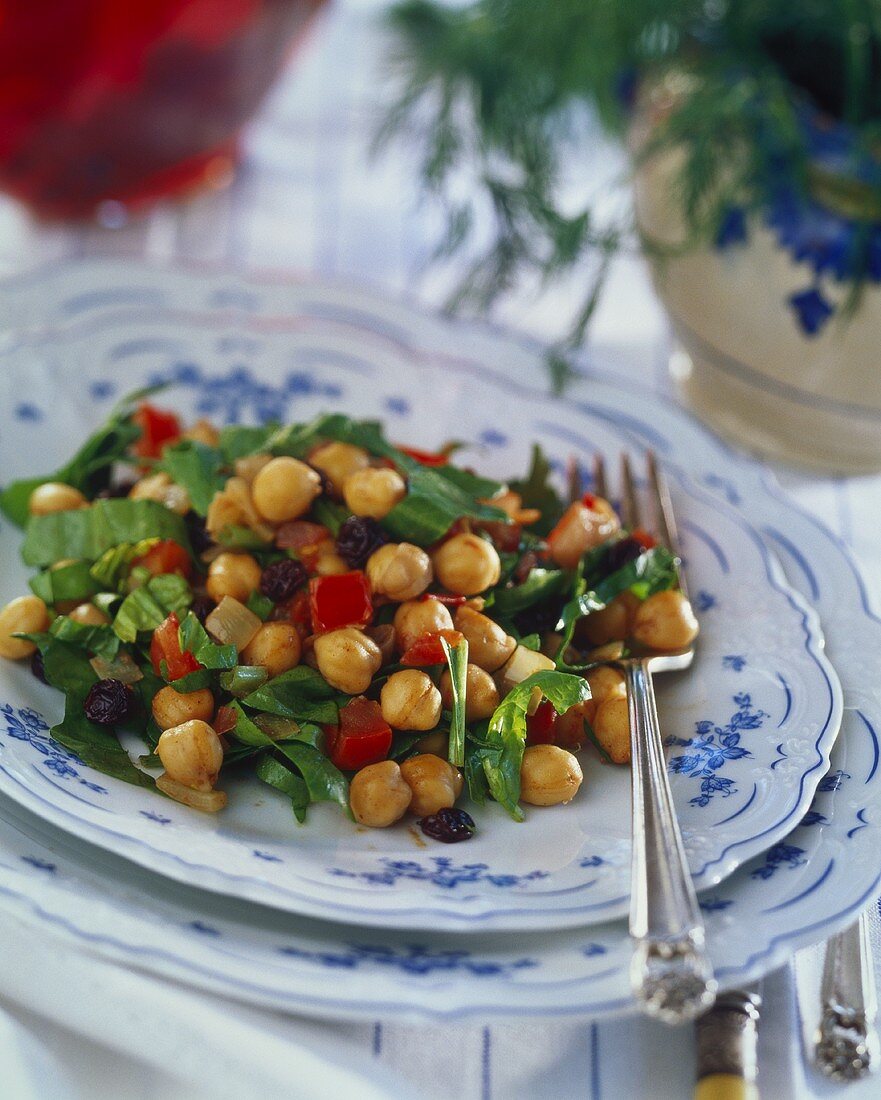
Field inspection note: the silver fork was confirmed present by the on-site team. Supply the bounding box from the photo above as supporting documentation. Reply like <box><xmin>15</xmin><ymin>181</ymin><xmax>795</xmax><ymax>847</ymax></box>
<box><xmin>592</xmin><ymin>452</ymin><xmax>717</xmax><ymax>1024</ymax></box>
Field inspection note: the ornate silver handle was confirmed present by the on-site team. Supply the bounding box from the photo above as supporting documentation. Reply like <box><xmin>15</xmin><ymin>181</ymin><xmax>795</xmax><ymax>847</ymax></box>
<box><xmin>815</xmin><ymin>913</ymin><xmax>879</xmax><ymax>1081</ymax></box>
<box><xmin>625</xmin><ymin>658</ymin><xmax>717</xmax><ymax>1023</ymax></box>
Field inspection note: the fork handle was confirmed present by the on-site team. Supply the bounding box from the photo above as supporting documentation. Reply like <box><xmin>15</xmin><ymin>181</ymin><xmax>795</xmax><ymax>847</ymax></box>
<box><xmin>625</xmin><ymin>658</ymin><xmax>717</xmax><ymax>1023</ymax></box>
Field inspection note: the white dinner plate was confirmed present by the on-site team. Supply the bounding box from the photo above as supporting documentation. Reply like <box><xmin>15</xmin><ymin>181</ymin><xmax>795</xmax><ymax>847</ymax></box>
<box><xmin>0</xmin><ymin>277</ymin><xmax>842</xmax><ymax>931</ymax></box>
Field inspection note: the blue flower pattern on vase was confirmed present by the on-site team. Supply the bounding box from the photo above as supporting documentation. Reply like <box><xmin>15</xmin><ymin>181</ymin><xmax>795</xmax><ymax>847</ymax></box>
<box><xmin>750</xmin><ymin>842</ymin><xmax>807</xmax><ymax>880</ymax></box>
<box><xmin>0</xmin><ymin>704</ymin><xmax>107</xmax><ymax>795</ymax></box>
<box><xmin>277</xmin><ymin>942</ymin><xmax>536</xmax><ymax>977</ymax></box>
<box><xmin>328</xmin><ymin>857</ymin><xmax>549</xmax><ymax>890</ymax></box>
<box><xmin>666</xmin><ymin>693</ymin><xmax>765</xmax><ymax>807</ymax></box>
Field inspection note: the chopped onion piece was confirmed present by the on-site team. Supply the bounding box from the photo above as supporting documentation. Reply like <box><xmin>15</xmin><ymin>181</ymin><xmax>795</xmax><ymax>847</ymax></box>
<box><xmin>156</xmin><ymin>774</ymin><xmax>227</xmax><ymax>812</ymax></box>
<box><xmin>89</xmin><ymin>651</ymin><xmax>144</xmax><ymax>684</ymax></box>
<box><xmin>205</xmin><ymin>596</ymin><xmax>261</xmax><ymax>652</ymax></box>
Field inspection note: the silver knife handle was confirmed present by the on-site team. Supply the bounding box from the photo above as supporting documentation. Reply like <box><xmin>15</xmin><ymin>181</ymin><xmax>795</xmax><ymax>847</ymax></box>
<box><xmin>816</xmin><ymin>912</ymin><xmax>879</xmax><ymax>1081</ymax></box>
<box><xmin>625</xmin><ymin>658</ymin><xmax>717</xmax><ymax>1023</ymax></box>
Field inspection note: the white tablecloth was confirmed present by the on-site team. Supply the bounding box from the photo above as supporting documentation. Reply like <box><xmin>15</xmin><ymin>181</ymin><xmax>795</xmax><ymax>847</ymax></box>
<box><xmin>0</xmin><ymin>3</ymin><xmax>879</xmax><ymax>1097</ymax></box>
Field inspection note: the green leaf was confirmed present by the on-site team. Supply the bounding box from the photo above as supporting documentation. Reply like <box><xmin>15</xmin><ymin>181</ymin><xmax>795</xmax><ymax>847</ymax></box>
<box><xmin>215</xmin><ymin>525</ymin><xmax>273</xmax><ymax>551</ymax></box>
<box><xmin>488</xmin><ymin>568</ymin><xmax>570</xmax><ymax>616</ymax></box>
<box><xmin>89</xmin><ymin>539</ymin><xmax>161</xmax><ymax>591</ymax></box>
<box><xmin>48</xmin><ymin>617</ymin><xmax>121</xmax><ymax>661</ymax></box>
<box><xmin>24</xmin><ymin>636</ymin><xmax>98</xmax><ymax>695</ymax></box>
<box><xmin>509</xmin><ymin>444</ymin><xmax>565</xmax><ymax>536</ymax></box>
<box><xmin>219</xmin><ymin>665</ymin><xmax>269</xmax><ymax>697</ymax></box>
<box><xmin>159</xmin><ymin>441</ymin><xmax>226</xmax><ymax>515</ymax></box>
<box><xmin>112</xmin><ymin>574</ymin><xmax>192</xmax><ymax>642</ymax></box>
<box><xmin>481</xmin><ymin>670</ymin><xmax>590</xmax><ymax>819</ymax></box>
<box><xmin>245</xmin><ymin>591</ymin><xmax>274</xmax><ymax>621</ymax></box>
<box><xmin>51</xmin><ymin>691</ymin><xmax>155</xmax><ymax>790</ymax></box>
<box><xmin>29</xmin><ymin>560</ymin><xmax>101</xmax><ymax>605</ymax></box>
<box><xmin>219</xmin><ymin>425</ymin><xmax>275</xmax><ymax>463</ymax></box>
<box><xmin>256</xmin><ymin>757</ymin><xmax>310</xmax><ymax>823</ymax></box>
<box><xmin>21</xmin><ymin>499</ymin><xmax>191</xmax><ymax>568</ymax></box>
<box><xmin>311</xmin><ymin>497</ymin><xmax>350</xmax><ymax>536</ymax></box>
<box><xmin>441</xmin><ymin>635</ymin><xmax>469</xmax><ymax>767</ymax></box>
<box><xmin>241</xmin><ymin>666</ymin><xmax>343</xmax><ymax>724</ymax></box>
<box><xmin>177</xmin><ymin>612</ymin><xmax>237</xmax><ymax>670</ymax></box>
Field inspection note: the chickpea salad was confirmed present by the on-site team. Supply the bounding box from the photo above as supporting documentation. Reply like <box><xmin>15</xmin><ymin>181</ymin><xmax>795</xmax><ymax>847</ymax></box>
<box><xmin>0</xmin><ymin>391</ymin><xmax>698</xmax><ymax>840</ymax></box>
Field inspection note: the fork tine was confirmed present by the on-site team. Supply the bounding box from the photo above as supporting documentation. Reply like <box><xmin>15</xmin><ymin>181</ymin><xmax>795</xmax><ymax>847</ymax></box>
<box><xmin>647</xmin><ymin>451</ymin><xmax>689</xmax><ymax>599</ymax></box>
<box><xmin>566</xmin><ymin>455</ymin><xmax>583</xmax><ymax>504</ymax></box>
<box><xmin>620</xmin><ymin>453</ymin><xmax>640</xmax><ymax>529</ymax></box>
<box><xmin>593</xmin><ymin>453</ymin><xmax>608</xmax><ymax>501</ymax></box>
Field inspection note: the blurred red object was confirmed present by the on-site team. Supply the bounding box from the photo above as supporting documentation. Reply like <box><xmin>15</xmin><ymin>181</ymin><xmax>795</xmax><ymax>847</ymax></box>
<box><xmin>0</xmin><ymin>0</ymin><xmax>324</xmax><ymax>219</ymax></box>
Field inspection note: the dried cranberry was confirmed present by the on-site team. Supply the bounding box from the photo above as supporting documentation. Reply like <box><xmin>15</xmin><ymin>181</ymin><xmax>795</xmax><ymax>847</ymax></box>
<box><xmin>420</xmin><ymin>808</ymin><xmax>476</xmax><ymax>843</ymax></box>
<box><xmin>336</xmin><ymin>516</ymin><xmax>388</xmax><ymax>568</ymax></box>
<box><xmin>30</xmin><ymin>650</ymin><xmax>47</xmax><ymax>684</ymax></box>
<box><xmin>184</xmin><ymin>511</ymin><xmax>213</xmax><ymax>556</ymax></box>
<box><xmin>260</xmin><ymin>558</ymin><xmax>308</xmax><ymax>603</ymax></box>
<box><xmin>84</xmin><ymin>679</ymin><xmax>133</xmax><ymax>725</ymax></box>
<box><xmin>602</xmin><ymin>536</ymin><xmax>644</xmax><ymax>574</ymax></box>
<box><xmin>190</xmin><ymin>595</ymin><xmax>215</xmax><ymax>624</ymax></box>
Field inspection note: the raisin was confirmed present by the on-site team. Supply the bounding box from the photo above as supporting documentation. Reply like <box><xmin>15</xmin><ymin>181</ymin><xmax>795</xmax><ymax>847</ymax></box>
<box><xmin>190</xmin><ymin>595</ymin><xmax>215</xmax><ymax>624</ymax></box>
<box><xmin>602</xmin><ymin>536</ymin><xmax>644</xmax><ymax>574</ymax></box>
<box><xmin>420</xmin><ymin>807</ymin><xmax>476</xmax><ymax>843</ymax></box>
<box><xmin>84</xmin><ymin>679</ymin><xmax>133</xmax><ymax>725</ymax></box>
<box><xmin>184</xmin><ymin>511</ymin><xmax>213</xmax><ymax>556</ymax></box>
<box><xmin>336</xmin><ymin>516</ymin><xmax>388</xmax><ymax>568</ymax></box>
<box><xmin>30</xmin><ymin>650</ymin><xmax>47</xmax><ymax>684</ymax></box>
<box><xmin>260</xmin><ymin>558</ymin><xmax>308</xmax><ymax>603</ymax></box>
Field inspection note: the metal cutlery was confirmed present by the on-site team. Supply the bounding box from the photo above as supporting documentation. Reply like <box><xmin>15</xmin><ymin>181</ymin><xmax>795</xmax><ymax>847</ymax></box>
<box><xmin>814</xmin><ymin>911</ymin><xmax>879</xmax><ymax>1081</ymax></box>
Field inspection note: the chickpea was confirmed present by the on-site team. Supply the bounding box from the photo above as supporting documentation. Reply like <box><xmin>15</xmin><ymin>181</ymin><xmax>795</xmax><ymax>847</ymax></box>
<box><xmin>310</xmin><ymin>442</ymin><xmax>370</xmax><ymax>496</ymax></box>
<box><xmin>0</xmin><ymin>596</ymin><xmax>50</xmax><ymax>660</ymax></box>
<box><xmin>343</xmin><ymin>467</ymin><xmax>406</xmax><ymax>520</ymax></box>
<box><xmin>393</xmin><ymin>598</ymin><xmax>453</xmax><ymax>653</ymax></box>
<box><xmin>432</xmin><ymin>533</ymin><xmax>501</xmax><ymax>596</ymax></box>
<box><xmin>366</xmin><ymin>543</ymin><xmax>433</xmax><ymax>601</ymax></box>
<box><xmin>241</xmin><ymin>622</ymin><xmax>302</xmax><ymax>678</ymax></box>
<box><xmin>314</xmin><ymin>550</ymin><xmax>350</xmax><ymax>576</ymax></box>
<box><xmin>206</xmin><ymin>552</ymin><xmax>262</xmax><ymax>603</ymax></box>
<box><xmin>67</xmin><ymin>603</ymin><xmax>110</xmax><ymax>627</ymax></box>
<box><xmin>454</xmin><ymin>605</ymin><xmax>516</xmax><ymax>672</ymax></box>
<box><xmin>234</xmin><ymin>452</ymin><xmax>273</xmax><ymax>484</ymax></box>
<box><xmin>547</xmin><ymin>499</ymin><xmax>620</xmax><ymax>569</ymax></box>
<box><xmin>129</xmin><ymin>472</ymin><xmax>190</xmax><ymax>515</ymax></box>
<box><xmin>349</xmin><ymin>760</ymin><xmax>412</xmax><ymax>827</ymax></box>
<box><xmin>252</xmin><ymin>456</ymin><xmax>322</xmax><ymax>524</ymax></box>
<box><xmin>152</xmin><ymin>686</ymin><xmax>215</xmax><ymax>731</ymax></box>
<box><xmin>631</xmin><ymin>590</ymin><xmax>699</xmax><ymax>651</ymax></box>
<box><xmin>381</xmin><ymin>670</ymin><xmax>442</xmax><ymax>730</ymax></box>
<box><xmin>29</xmin><ymin>482</ymin><xmax>88</xmax><ymax>516</ymax></box>
<box><xmin>520</xmin><ymin>744</ymin><xmax>583</xmax><ymax>806</ymax></box>
<box><xmin>156</xmin><ymin>719</ymin><xmax>224</xmax><ymax>791</ymax></box>
<box><xmin>314</xmin><ymin>627</ymin><xmax>382</xmax><ymax>694</ymax></box>
<box><xmin>440</xmin><ymin>663</ymin><xmax>499</xmax><ymax>721</ymax></box>
<box><xmin>582</xmin><ymin>665</ymin><xmax>626</xmax><ymax>724</ymax></box>
<box><xmin>579</xmin><ymin>592</ymin><xmax>638</xmax><ymax>647</ymax></box>
<box><xmin>591</xmin><ymin>696</ymin><xmax>631</xmax><ymax>764</ymax></box>
<box><xmin>400</xmin><ymin>754</ymin><xmax>464</xmax><ymax>817</ymax></box>
<box><xmin>183</xmin><ymin>419</ymin><xmax>220</xmax><ymax>447</ymax></box>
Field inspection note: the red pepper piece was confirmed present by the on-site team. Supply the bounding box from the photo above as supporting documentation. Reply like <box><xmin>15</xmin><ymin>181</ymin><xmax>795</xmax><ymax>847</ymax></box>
<box><xmin>150</xmin><ymin>611</ymin><xmax>202</xmax><ymax>681</ymax></box>
<box><xmin>526</xmin><ymin>699</ymin><xmax>558</xmax><ymax>745</ymax></box>
<box><xmin>400</xmin><ymin>629</ymin><xmax>465</xmax><ymax>666</ymax></box>
<box><xmin>309</xmin><ymin>572</ymin><xmax>373</xmax><ymax>634</ymax></box>
<box><xmin>419</xmin><ymin>592</ymin><xmax>468</xmax><ymax>607</ymax></box>
<box><xmin>131</xmin><ymin>539</ymin><xmax>192</xmax><ymax>580</ymax></box>
<box><xmin>132</xmin><ymin>403</ymin><xmax>182</xmax><ymax>459</ymax></box>
<box><xmin>630</xmin><ymin>528</ymin><xmax>657</xmax><ymax>550</ymax></box>
<box><xmin>325</xmin><ymin>697</ymin><xmax>392</xmax><ymax>771</ymax></box>
<box><xmin>398</xmin><ymin>445</ymin><xmax>450</xmax><ymax>467</ymax></box>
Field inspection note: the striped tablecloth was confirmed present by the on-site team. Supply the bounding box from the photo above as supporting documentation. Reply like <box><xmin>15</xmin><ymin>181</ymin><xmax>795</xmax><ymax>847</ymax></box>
<box><xmin>0</xmin><ymin>3</ymin><xmax>879</xmax><ymax>1097</ymax></box>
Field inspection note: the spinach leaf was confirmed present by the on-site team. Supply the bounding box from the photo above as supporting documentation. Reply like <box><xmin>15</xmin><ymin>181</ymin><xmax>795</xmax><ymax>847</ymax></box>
<box><xmin>509</xmin><ymin>443</ymin><xmax>565</xmax><ymax>536</ymax></box>
<box><xmin>256</xmin><ymin>757</ymin><xmax>310</xmax><ymax>823</ymax></box>
<box><xmin>89</xmin><ymin>539</ymin><xmax>161</xmax><ymax>591</ymax></box>
<box><xmin>441</xmin><ymin>634</ymin><xmax>469</xmax><ymax>767</ymax></box>
<box><xmin>219</xmin><ymin>665</ymin><xmax>269</xmax><ymax>696</ymax></box>
<box><xmin>245</xmin><ymin>591</ymin><xmax>274</xmax><ymax>621</ymax></box>
<box><xmin>24</xmin><ymin>636</ymin><xmax>98</xmax><ymax>695</ymax></box>
<box><xmin>489</xmin><ymin>568</ymin><xmax>570</xmax><ymax>616</ymax></box>
<box><xmin>112</xmin><ymin>574</ymin><xmax>192</xmax><ymax>642</ymax></box>
<box><xmin>48</xmin><ymin>617</ymin><xmax>121</xmax><ymax>661</ymax></box>
<box><xmin>215</xmin><ymin>525</ymin><xmax>273</xmax><ymax>551</ymax></box>
<box><xmin>464</xmin><ymin>740</ymin><xmax>491</xmax><ymax>804</ymax></box>
<box><xmin>219</xmin><ymin>425</ymin><xmax>274</xmax><ymax>463</ymax></box>
<box><xmin>21</xmin><ymin>499</ymin><xmax>191</xmax><ymax>567</ymax></box>
<box><xmin>51</xmin><ymin>691</ymin><xmax>155</xmax><ymax>790</ymax></box>
<box><xmin>311</xmin><ymin>497</ymin><xmax>350</xmax><ymax>536</ymax></box>
<box><xmin>479</xmin><ymin>670</ymin><xmax>590</xmax><ymax>820</ymax></box>
<box><xmin>177</xmin><ymin>612</ymin><xmax>237</xmax><ymax>670</ymax></box>
<box><xmin>159</xmin><ymin>441</ymin><xmax>226</xmax><ymax>515</ymax></box>
<box><xmin>29</xmin><ymin>560</ymin><xmax>101</xmax><ymax>605</ymax></box>
<box><xmin>241</xmin><ymin>666</ymin><xmax>343</xmax><ymax>724</ymax></box>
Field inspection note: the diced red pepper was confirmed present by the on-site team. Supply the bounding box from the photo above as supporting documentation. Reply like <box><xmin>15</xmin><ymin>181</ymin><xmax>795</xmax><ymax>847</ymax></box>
<box><xmin>131</xmin><ymin>539</ymin><xmax>192</xmax><ymax>580</ymax></box>
<box><xmin>150</xmin><ymin>611</ymin><xmax>202</xmax><ymax>681</ymax></box>
<box><xmin>526</xmin><ymin>699</ymin><xmax>559</xmax><ymax>745</ymax></box>
<box><xmin>400</xmin><ymin>629</ymin><xmax>465</xmax><ymax>666</ymax></box>
<box><xmin>273</xmin><ymin>589</ymin><xmax>313</xmax><ymax>636</ymax></box>
<box><xmin>132</xmin><ymin>403</ymin><xmax>182</xmax><ymax>460</ymax></box>
<box><xmin>630</xmin><ymin>528</ymin><xmax>658</xmax><ymax>550</ymax></box>
<box><xmin>419</xmin><ymin>592</ymin><xmax>468</xmax><ymax>607</ymax></box>
<box><xmin>325</xmin><ymin>697</ymin><xmax>392</xmax><ymax>771</ymax></box>
<box><xmin>309</xmin><ymin>572</ymin><xmax>373</xmax><ymax>634</ymax></box>
<box><xmin>398</xmin><ymin>445</ymin><xmax>450</xmax><ymax>467</ymax></box>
